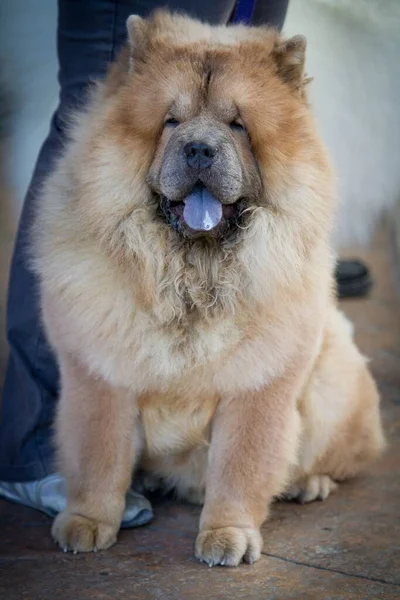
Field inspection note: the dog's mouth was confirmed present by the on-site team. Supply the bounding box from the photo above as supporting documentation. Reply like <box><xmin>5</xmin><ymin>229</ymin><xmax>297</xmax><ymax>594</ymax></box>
<box><xmin>159</xmin><ymin>183</ymin><xmax>245</xmax><ymax>239</ymax></box>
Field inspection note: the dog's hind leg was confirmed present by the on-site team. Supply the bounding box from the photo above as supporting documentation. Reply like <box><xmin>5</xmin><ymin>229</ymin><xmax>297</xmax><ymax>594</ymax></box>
<box><xmin>284</xmin><ymin>308</ymin><xmax>385</xmax><ymax>503</ymax></box>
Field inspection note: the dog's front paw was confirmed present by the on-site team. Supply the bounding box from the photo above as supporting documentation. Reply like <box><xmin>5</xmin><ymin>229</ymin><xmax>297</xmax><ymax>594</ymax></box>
<box><xmin>195</xmin><ymin>526</ymin><xmax>263</xmax><ymax>567</ymax></box>
<box><xmin>52</xmin><ymin>510</ymin><xmax>119</xmax><ymax>553</ymax></box>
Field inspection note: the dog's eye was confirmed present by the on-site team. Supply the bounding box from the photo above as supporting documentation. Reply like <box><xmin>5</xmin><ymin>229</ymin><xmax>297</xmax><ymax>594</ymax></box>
<box><xmin>165</xmin><ymin>117</ymin><xmax>180</xmax><ymax>127</ymax></box>
<box><xmin>229</xmin><ymin>120</ymin><xmax>245</xmax><ymax>132</ymax></box>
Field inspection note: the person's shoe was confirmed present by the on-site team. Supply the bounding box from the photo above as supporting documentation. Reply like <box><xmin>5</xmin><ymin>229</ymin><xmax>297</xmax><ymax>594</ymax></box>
<box><xmin>0</xmin><ymin>473</ymin><xmax>153</xmax><ymax>528</ymax></box>
<box><xmin>335</xmin><ymin>259</ymin><xmax>373</xmax><ymax>299</ymax></box>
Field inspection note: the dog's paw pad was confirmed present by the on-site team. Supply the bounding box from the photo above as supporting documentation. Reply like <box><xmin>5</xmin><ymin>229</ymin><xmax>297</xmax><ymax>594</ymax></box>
<box><xmin>195</xmin><ymin>526</ymin><xmax>262</xmax><ymax>567</ymax></box>
<box><xmin>51</xmin><ymin>511</ymin><xmax>118</xmax><ymax>553</ymax></box>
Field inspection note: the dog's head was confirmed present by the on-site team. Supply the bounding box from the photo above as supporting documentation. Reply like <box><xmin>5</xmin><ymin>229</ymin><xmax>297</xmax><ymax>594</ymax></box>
<box><xmin>142</xmin><ymin>23</ymin><xmax>267</xmax><ymax>241</ymax></box>
<box><xmin>95</xmin><ymin>11</ymin><xmax>329</xmax><ymax>245</ymax></box>
<box><xmin>149</xmin><ymin>109</ymin><xmax>258</xmax><ymax>240</ymax></box>
<box><xmin>141</xmin><ymin>13</ymin><xmax>308</xmax><ymax>241</ymax></box>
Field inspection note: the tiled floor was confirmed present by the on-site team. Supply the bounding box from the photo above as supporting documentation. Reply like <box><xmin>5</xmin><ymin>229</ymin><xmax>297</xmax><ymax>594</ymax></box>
<box><xmin>0</xmin><ymin>216</ymin><xmax>399</xmax><ymax>598</ymax></box>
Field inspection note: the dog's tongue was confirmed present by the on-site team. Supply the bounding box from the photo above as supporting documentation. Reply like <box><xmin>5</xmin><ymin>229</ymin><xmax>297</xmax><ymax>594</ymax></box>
<box><xmin>183</xmin><ymin>187</ymin><xmax>223</xmax><ymax>231</ymax></box>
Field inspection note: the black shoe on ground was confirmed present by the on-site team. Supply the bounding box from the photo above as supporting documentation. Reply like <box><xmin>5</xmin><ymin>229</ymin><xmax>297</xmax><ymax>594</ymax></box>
<box><xmin>335</xmin><ymin>259</ymin><xmax>372</xmax><ymax>299</ymax></box>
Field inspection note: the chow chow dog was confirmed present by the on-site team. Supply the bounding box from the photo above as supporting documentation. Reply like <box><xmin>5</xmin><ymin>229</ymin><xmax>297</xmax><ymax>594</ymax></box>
<box><xmin>33</xmin><ymin>11</ymin><xmax>385</xmax><ymax>566</ymax></box>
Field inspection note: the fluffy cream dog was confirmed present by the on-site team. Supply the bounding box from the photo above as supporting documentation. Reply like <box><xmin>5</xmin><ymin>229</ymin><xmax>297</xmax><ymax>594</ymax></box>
<box><xmin>33</xmin><ymin>11</ymin><xmax>385</xmax><ymax>567</ymax></box>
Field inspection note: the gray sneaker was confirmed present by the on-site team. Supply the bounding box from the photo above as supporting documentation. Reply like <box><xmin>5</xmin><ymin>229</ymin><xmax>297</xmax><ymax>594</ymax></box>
<box><xmin>0</xmin><ymin>473</ymin><xmax>153</xmax><ymax>528</ymax></box>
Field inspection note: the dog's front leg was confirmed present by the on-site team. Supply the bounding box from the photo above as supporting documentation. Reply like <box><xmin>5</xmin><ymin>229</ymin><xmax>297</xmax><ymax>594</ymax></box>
<box><xmin>196</xmin><ymin>371</ymin><xmax>302</xmax><ymax>567</ymax></box>
<box><xmin>51</xmin><ymin>355</ymin><xmax>138</xmax><ymax>553</ymax></box>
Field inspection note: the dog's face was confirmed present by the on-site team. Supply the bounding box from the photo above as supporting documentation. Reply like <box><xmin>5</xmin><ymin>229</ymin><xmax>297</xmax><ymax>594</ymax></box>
<box><xmin>149</xmin><ymin>110</ymin><xmax>260</xmax><ymax>239</ymax></box>
<box><xmin>105</xmin><ymin>12</ymin><xmax>320</xmax><ymax>245</ymax></box>
<box><xmin>146</xmin><ymin>70</ymin><xmax>264</xmax><ymax>239</ymax></box>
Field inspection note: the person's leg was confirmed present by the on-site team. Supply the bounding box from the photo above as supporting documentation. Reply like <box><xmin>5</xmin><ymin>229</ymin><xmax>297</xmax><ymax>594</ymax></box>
<box><xmin>252</xmin><ymin>0</ymin><xmax>289</xmax><ymax>28</ymax></box>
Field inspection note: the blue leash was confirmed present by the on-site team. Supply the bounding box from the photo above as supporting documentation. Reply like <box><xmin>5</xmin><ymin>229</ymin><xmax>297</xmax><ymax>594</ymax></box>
<box><xmin>231</xmin><ymin>0</ymin><xmax>256</xmax><ymax>25</ymax></box>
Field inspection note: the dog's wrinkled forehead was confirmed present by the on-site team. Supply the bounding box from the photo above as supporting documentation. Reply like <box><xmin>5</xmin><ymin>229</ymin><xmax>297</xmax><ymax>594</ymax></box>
<box><xmin>126</xmin><ymin>15</ymin><xmax>257</xmax><ymax>120</ymax></box>
<box><xmin>165</xmin><ymin>80</ymin><xmax>240</xmax><ymax>125</ymax></box>
<box><xmin>120</xmin><ymin>8</ymin><xmax>309</xmax><ymax>171</ymax></box>
<box><xmin>124</xmin><ymin>10</ymin><xmax>307</xmax><ymax>124</ymax></box>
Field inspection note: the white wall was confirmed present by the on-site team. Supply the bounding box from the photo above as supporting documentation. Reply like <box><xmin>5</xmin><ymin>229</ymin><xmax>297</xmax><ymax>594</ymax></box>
<box><xmin>0</xmin><ymin>0</ymin><xmax>58</xmax><ymax>217</ymax></box>
<box><xmin>284</xmin><ymin>0</ymin><xmax>400</xmax><ymax>246</ymax></box>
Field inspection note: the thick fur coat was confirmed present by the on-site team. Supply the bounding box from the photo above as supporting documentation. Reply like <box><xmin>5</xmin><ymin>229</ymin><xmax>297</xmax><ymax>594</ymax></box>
<box><xmin>33</xmin><ymin>11</ymin><xmax>385</xmax><ymax>566</ymax></box>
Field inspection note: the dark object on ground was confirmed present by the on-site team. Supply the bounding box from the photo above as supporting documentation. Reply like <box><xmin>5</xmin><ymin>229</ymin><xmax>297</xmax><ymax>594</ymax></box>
<box><xmin>336</xmin><ymin>259</ymin><xmax>373</xmax><ymax>299</ymax></box>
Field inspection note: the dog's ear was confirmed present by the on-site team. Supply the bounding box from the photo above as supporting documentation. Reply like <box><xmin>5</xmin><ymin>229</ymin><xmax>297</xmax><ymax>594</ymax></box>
<box><xmin>126</xmin><ymin>15</ymin><xmax>148</xmax><ymax>66</ymax></box>
<box><xmin>273</xmin><ymin>35</ymin><xmax>308</xmax><ymax>92</ymax></box>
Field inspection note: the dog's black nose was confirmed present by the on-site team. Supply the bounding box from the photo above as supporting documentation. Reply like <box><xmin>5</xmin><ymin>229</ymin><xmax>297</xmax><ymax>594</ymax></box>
<box><xmin>184</xmin><ymin>141</ymin><xmax>216</xmax><ymax>170</ymax></box>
